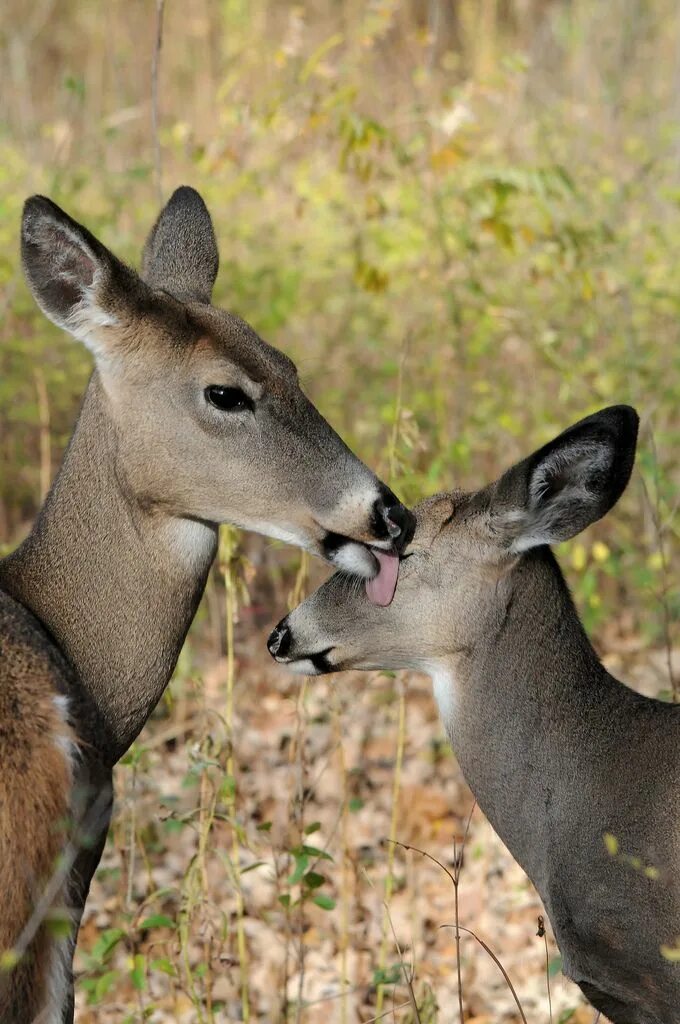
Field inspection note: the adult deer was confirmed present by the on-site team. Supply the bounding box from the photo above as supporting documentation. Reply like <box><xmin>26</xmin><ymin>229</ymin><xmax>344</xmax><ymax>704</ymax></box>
<box><xmin>270</xmin><ymin>406</ymin><xmax>680</xmax><ymax>1024</ymax></box>
<box><xmin>0</xmin><ymin>188</ymin><xmax>413</xmax><ymax>1024</ymax></box>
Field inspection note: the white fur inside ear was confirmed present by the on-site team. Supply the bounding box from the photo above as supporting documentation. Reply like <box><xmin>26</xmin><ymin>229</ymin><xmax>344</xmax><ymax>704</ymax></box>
<box><xmin>26</xmin><ymin>214</ymin><xmax>119</xmax><ymax>359</ymax></box>
<box><xmin>67</xmin><ymin>274</ymin><xmax>119</xmax><ymax>357</ymax></box>
<box><xmin>528</xmin><ymin>441</ymin><xmax>610</xmax><ymax>505</ymax></box>
<box><xmin>508</xmin><ymin>441</ymin><xmax>612</xmax><ymax>553</ymax></box>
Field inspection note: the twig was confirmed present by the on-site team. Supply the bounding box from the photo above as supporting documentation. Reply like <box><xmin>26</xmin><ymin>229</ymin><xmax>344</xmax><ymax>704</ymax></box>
<box><xmin>151</xmin><ymin>0</ymin><xmax>166</xmax><ymax>205</ymax></box>
<box><xmin>439</xmin><ymin>924</ymin><xmax>529</xmax><ymax>1024</ymax></box>
<box><xmin>125</xmin><ymin>761</ymin><xmax>137</xmax><ymax>910</ymax></box>
<box><xmin>220</xmin><ymin>527</ymin><xmax>250</xmax><ymax>1021</ymax></box>
<box><xmin>537</xmin><ymin>915</ymin><xmax>553</xmax><ymax>1024</ymax></box>
<box><xmin>640</xmin><ymin>426</ymin><xmax>677</xmax><ymax>701</ymax></box>
<box><xmin>384</xmin><ymin>901</ymin><xmax>421</xmax><ymax>1023</ymax></box>
<box><xmin>361</xmin><ymin>1000</ymin><xmax>413</xmax><ymax>1023</ymax></box>
<box><xmin>375</xmin><ymin>679</ymin><xmax>407</xmax><ymax>1015</ymax></box>
<box><xmin>33</xmin><ymin>368</ymin><xmax>51</xmax><ymax>502</ymax></box>
<box><xmin>453</xmin><ymin>801</ymin><xmax>475</xmax><ymax>1024</ymax></box>
<box><xmin>388</xmin><ymin>802</ymin><xmax>478</xmax><ymax>1024</ymax></box>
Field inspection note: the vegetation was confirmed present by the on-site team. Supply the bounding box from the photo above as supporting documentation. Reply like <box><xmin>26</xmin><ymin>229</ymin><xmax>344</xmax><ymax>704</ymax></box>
<box><xmin>1</xmin><ymin>1</ymin><xmax>678</xmax><ymax>1020</ymax></box>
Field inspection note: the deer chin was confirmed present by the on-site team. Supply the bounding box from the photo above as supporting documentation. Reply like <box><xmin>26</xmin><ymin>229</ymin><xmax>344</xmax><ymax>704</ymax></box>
<box><xmin>322</xmin><ymin>535</ymin><xmax>378</xmax><ymax>578</ymax></box>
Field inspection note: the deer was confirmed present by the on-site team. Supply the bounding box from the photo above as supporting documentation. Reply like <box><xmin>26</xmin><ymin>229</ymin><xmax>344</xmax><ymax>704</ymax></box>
<box><xmin>0</xmin><ymin>187</ymin><xmax>415</xmax><ymax>1024</ymax></box>
<box><xmin>269</xmin><ymin>405</ymin><xmax>680</xmax><ymax>1024</ymax></box>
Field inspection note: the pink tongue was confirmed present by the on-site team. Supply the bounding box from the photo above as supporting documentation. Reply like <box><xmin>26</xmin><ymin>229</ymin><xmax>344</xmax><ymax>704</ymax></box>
<box><xmin>365</xmin><ymin>550</ymin><xmax>399</xmax><ymax>606</ymax></box>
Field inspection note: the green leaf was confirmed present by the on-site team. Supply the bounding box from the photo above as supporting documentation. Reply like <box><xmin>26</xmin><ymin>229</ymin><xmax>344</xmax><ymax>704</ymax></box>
<box><xmin>373</xmin><ymin>964</ymin><xmax>401</xmax><ymax>986</ymax></box>
<box><xmin>90</xmin><ymin>928</ymin><xmax>126</xmax><ymax>965</ymax></box>
<box><xmin>303</xmin><ymin>871</ymin><xmax>325</xmax><ymax>890</ymax></box>
<box><xmin>151</xmin><ymin>957</ymin><xmax>177</xmax><ymax>977</ymax></box>
<box><xmin>139</xmin><ymin>914</ymin><xmax>174</xmax><ymax>930</ymax></box>
<box><xmin>288</xmin><ymin>852</ymin><xmax>309</xmax><ymax>885</ymax></box>
<box><xmin>313</xmin><ymin>893</ymin><xmax>336</xmax><ymax>911</ymax></box>
<box><xmin>130</xmin><ymin>953</ymin><xmax>146</xmax><ymax>991</ymax></box>
<box><xmin>241</xmin><ymin>860</ymin><xmax>267</xmax><ymax>875</ymax></box>
<box><xmin>298</xmin><ymin>844</ymin><xmax>333</xmax><ymax>861</ymax></box>
<box><xmin>92</xmin><ymin>970</ymin><xmax>119</xmax><ymax>1004</ymax></box>
<box><xmin>304</xmin><ymin>821</ymin><xmax>321</xmax><ymax>834</ymax></box>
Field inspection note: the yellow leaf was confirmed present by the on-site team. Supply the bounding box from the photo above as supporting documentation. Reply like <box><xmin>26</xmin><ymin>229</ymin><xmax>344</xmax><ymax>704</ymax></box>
<box><xmin>0</xmin><ymin>949</ymin><xmax>20</xmax><ymax>971</ymax></box>
<box><xmin>571</xmin><ymin>543</ymin><xmax>587</xmax><ymax>571</ymax></box>
<box><xmin>430</xmin><ymin>145</ymin><xmax>464</xmax><ymax>171</ymax></box>
<box><xmin>661</xmin><ymin>940</ymin><xmax>680</xmax><ymax>962</ymax></box>
<box><xmin>603</xmin><ymin>833</ymin><xmax>619</xmax><ymax>856</ymax></box>
<box><xmin>648</xmin><ymin>551</ymin><xmax>664</xmax><ymax>571</ymax></box>
<box><xmin>592</xmin><ymin>541</ymin><xmax>609</xmax><ymax>563</ymax></box>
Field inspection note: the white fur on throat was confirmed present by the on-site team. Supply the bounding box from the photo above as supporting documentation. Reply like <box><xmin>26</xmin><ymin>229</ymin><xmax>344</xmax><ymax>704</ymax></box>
<box><xmin>163</xmin><ymin>518</ymin><xmax>216</xmax><ymax>568</ymax></box>
<box><xmin>427</xmin><ymin>663</ymin><xmax>457</xmax><ymax>730</ymax></box>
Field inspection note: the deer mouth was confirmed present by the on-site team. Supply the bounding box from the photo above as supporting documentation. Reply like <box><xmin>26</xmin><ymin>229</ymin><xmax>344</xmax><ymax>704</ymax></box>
<box><xmin>276</xmin><ymin>646</ymin><xmax>336</xmax><ymax>676</ymax></box>
<box><xmin>320</xmin><ymin>534</ymin><xmax>400</xmax><ymax>606</ymax></box>
<box><xmin>267</xmin><ymin>622</ymin><xmax>337</xmax><ymax>675</ymax></box>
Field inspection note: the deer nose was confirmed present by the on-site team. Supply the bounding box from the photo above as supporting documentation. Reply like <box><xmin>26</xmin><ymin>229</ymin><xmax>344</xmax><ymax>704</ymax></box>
<box><xmin>373</xmin><ymin>490</ymin><xmax>416</xmax><ymax>551</ymax></box>
<box><xmin>268</xmin><ymin>620</ymin><xmax>291</xmax><ymax>660</ymax></box>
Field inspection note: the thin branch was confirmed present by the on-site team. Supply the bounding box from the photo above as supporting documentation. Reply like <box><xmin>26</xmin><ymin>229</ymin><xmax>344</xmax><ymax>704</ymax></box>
<box><xmin>537</xmin><ymin>915</ymin><xmax>553</xmax><ymax>1024</ymax></box>
<box><xmin>384</xmin><ymin>900</ymin><xmax>421</xmax><ymax>1023</ymax></box>
<box><xmin>151</xmin><ymin>0</ymin><xmax>166</xmax><ymax>205</ymax></box>
<box><xmin>439</xmin><ymin>924</ymin><xmax>529</xmax><ymax>1024</ymax></box>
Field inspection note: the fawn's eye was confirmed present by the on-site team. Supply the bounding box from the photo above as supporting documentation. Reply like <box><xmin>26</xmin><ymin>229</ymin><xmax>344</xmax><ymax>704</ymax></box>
<box><xmin>205</xmin><ymin>386</ymin><xmax>254</xmax><ymax>413</ymax></box>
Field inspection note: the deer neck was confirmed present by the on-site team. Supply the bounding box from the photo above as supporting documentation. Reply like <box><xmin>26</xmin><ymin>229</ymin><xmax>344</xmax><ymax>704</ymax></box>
<box><xmin>0</xmin><ymin>374</ymin><xmax>217</xmax><ymax>764</ymax></box>
<box><xmin>434</xmin><ymin>549</ymin><xmax>615</xmax><ymax>892</ymax></box>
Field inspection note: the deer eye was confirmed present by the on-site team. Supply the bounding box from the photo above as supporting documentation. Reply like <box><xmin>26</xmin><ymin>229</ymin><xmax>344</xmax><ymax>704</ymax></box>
<box><xmin>205</xmin><ymin>385</ymin><xmax>254</xmax><ymax>413</ymax></box>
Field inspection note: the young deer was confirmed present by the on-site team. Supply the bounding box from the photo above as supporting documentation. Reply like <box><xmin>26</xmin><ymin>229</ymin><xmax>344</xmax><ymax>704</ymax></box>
<box><xmin>0</xmin><ymin>188</ymin><xmax>413</xmax><ymax>1024</ymax></box>
<box><xmin>270</xmin><ymin>406</ymin><xmax>680</xmax><ymax>1024</ymax></box>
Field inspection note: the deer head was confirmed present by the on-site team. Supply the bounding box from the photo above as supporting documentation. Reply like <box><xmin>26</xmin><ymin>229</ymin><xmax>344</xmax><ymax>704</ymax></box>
<box><xmin>20</xmin><ymin>188</ymin><xmax>413</xmax><ymax>581</ymax></box>
<box><xmin>268</xmin><ymin>407</ymin><xmax>638</xmax><ymax>675</ymax></box>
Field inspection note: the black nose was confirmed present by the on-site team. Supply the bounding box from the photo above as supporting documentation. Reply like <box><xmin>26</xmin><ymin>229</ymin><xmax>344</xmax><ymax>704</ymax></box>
<box><xmin>268</xmin><ymin>620</ymin><xmax>291</xmax><ymax>659</ymax></box>
<box><xmin>373</xmin><ymin>489</ymin><xmax>416</xmax><ymax>551</ymax></box>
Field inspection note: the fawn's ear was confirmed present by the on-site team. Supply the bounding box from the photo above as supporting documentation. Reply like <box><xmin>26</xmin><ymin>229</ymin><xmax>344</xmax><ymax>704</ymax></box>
<box><xmin>491</xmin><ymin>406</ymin><xmax>639</xmax><ymax>552</ymax></box>
<box><xmin>141</xmin><ymin>186</ymin><xmax>219</xmax><ymax>304</ymax></box>
<box><xmin>21</xmin><ymin>195</ymin><xmax>144</xmax><ymax>363</ymax></box>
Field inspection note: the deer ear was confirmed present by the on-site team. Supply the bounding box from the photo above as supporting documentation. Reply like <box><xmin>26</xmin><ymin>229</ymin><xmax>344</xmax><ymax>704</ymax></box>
<box><xmin>491</xmin><ymin>406</ymin><xmax>639</xmax><ymax>552</ymax></box>
<box><xmin>141</xmin><ymin>186</ymin><xmax>219</xmax><ymax>304</ymax></box>
<box><xmin>21</xmin><ymin>195</ymin><xmax>142</xmax><ymax>363</ymax></box>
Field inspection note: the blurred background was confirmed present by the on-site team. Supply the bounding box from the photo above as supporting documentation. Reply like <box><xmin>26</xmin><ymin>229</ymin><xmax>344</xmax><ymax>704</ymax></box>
<box><xmin>1</xmin><ymin>1</ymin><xmax>678</xmax><ymax>1021</ymax></box>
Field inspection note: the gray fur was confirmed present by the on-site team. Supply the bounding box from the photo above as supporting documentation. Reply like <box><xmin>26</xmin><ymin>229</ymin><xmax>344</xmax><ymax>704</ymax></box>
<box><xmin>141</xmin><ymin>185</ymin><xmax>219</xmax><ymax>302</ymax></box>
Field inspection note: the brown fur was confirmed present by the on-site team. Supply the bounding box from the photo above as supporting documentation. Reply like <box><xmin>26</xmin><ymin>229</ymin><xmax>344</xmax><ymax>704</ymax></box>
<box><xmin>0</xmin><ymin>593</ymin><xmax>74</xmax><ymax>1024</ymax></box>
